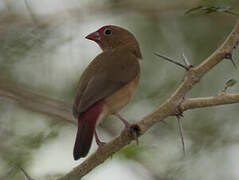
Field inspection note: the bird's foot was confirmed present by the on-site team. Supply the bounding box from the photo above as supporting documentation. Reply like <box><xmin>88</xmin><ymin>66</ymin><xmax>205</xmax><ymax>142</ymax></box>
<box><xmin>115</xmin><ymin>114</ymin><xmax>140</xmax><ymax>144</ymax></box>
<box><xmin>115</xmin><ymin>113</ymin><xmax>130</xmax><ymax>128</ymax></box>
<box><xmin>94</xmin><ymin>131</ymin><xmax>106</xmax><ymax>147</ymax></box>
<box><xmin>115</xmin><ymin>113</ymin><xmax>130</xmax><ymax>134</ymax></box>
<box><xmin>129</xmin><ymin>124</ymin><xmax>141</xmax><ymax>145</ymax></box>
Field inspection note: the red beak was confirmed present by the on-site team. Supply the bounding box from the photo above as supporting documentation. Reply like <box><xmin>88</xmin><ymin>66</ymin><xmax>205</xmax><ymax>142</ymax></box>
<box><xmin>85</xmin><ymin>31</ymin><xmax>101</xmax><ymax>42</ymax></box>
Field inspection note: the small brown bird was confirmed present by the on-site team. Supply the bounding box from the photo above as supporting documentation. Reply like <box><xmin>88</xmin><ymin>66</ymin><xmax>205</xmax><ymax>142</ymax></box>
<box><xmin>73</xmin><ymin>25</ymin><xmax>142</xmax><ymax>160</ymax></box>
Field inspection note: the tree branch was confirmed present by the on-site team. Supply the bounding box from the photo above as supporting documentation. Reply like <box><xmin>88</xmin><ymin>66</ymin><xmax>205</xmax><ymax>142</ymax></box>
<box><xmin>57</xmin><ymin>19</ymin><xmax>239</xmax><ymax>180</ymax></box>
<box><xmin>0</xmin><ymin>79</ymin><xmax>74</xmax><ymax>124</ymax></box>
<box><xmin>181</xmin><ymin>93</ymin><xmax>239</xmax><ymax>111</ymax></box>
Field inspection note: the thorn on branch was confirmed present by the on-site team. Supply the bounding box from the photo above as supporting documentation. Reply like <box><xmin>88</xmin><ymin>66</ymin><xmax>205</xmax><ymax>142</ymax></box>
<box><xmin>175</xmin><ymin>97</ymin><xmax>186</xmax><ymax>156</ymax></box>
<box><xmin>176</xmin><ymin>115</ymin><xmax>186</xmax><ymax>156</ymax></box>
<box><xmin>225</xmin><ymin>52</ymin><xmax>237</xmax><ymax>68</ymax></box>
<box><xmin>182</xmin><ymin>53</ymin><xmax>194</xmax><ymax>68</ymax></box>
<box><xmin>154</xmin><ymin>52</ymin><xmax>193</xmax><ymax>71</ymax></box>
<box><xmin>129</xmin><ymin>124</ymin><xmax>141</xmax><ymax>145</ymax></box>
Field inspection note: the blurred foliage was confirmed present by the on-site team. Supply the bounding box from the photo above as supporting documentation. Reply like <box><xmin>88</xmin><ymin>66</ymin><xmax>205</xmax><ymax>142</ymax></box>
<box><xmin>117</xmin><ymin>143</ymin><xmax>143</xmax><ymax>159</ymax></box>
<box><xmin>0</xmin><ymin>15</ymin><xmax>48</xmax><ymax>76</ymax></box>
<box><xmin>0</xmin><ymin>0</ymin><xmax>239</xmax><ymax>180</ymax></box>
<box><xmin>185</xmin><ymin>5</ymin><xmax>239</xmax><ymax>16</ymax></box>
<box><xmin>0</xmin><ymin>131</ymin><xmax>58</xmax><ymax>179</ymax></box>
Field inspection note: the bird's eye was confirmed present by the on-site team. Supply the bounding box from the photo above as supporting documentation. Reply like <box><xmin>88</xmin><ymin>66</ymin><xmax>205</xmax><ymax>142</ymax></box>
<box><xmin>104</xmin><ymin>28</ymin><xmax>112</xmax><ymax>36</ymax></box>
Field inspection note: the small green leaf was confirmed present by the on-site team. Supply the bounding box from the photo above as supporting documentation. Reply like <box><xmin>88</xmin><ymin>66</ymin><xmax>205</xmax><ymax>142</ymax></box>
<box><xmin>226</xmin><ymin>79</ymin><xmax>237</xmax><ymax>87</ymax></box>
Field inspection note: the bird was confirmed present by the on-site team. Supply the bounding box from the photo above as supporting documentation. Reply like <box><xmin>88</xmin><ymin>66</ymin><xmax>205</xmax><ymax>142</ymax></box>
<box><xmin>73</xmin><ymin>25</ymin><xmax>142</xmax><ymax>160</ymax></box>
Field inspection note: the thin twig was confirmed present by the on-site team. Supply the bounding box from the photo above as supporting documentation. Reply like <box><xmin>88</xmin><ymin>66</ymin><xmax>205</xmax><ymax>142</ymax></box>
<box><xmin>20</xmin><ymin>167</ymin><xmax>33</xmax><ymax>180</ymax></box>
<box><xmin>154</xmin><ymin>52</ymin><xmax>190</xmax><ymax>70</ymax></box>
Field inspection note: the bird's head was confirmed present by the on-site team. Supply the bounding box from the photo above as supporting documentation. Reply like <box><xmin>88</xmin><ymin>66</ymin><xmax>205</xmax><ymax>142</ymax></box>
<box><xmin>86</xmin><ymin>25</ymin><xmax>142</xmax><ymax>58</ymax></box>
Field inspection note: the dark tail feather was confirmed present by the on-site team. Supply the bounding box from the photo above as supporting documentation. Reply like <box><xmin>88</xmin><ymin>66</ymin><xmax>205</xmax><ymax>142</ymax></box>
<box><xmin>73</xmin><ymin>100</ymin><xmax>104</xmax><ymax>160</ymax></box>
<box><xmin>73</xmin><ymin>121</ymin><xmax>95</xmax><ymax>160</ymax></box>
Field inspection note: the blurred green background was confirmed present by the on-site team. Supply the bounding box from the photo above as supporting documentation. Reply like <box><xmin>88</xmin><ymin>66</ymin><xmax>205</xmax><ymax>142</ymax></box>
<box><xmin>0</xmin><ymin>0</ymin><xmax>239</xmax><ymax>179</ymax></box>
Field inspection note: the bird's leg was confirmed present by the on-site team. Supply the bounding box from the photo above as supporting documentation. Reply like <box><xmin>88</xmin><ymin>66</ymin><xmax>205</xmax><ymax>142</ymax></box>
<box><xmin>94</xmin><ymin>130</ymin><xmax>105</xmax><ymax>147</ymax></box>
<box><xmin>115</xmin><ymin>113</ymin><xmax>140</xmax><ymax>144</ymax></box>
<box><xmin>115</xmin><ymin>113</ymin><xmax>130</xmax><ymax>131</ymax></box>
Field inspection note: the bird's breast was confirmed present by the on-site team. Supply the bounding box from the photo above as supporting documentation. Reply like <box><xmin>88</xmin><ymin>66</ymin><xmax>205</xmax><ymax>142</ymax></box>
<box><xmin>102</xmin><ymin>75</ymin><xmax>140</xmax><ymax>116</ymax></box>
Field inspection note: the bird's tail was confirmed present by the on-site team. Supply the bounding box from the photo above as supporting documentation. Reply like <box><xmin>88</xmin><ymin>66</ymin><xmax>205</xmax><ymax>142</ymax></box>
<box><xmin>73</xmin><ymin>100</ymin><xmax>104</xmax><ymax>160</ymax></box>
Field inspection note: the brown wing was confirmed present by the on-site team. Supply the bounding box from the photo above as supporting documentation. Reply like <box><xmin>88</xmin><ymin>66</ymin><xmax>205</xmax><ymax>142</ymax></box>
<box><xmin>73</xmin><ymin>49</ymin><xmax>140</xmax><ymax>118</ymax></box>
